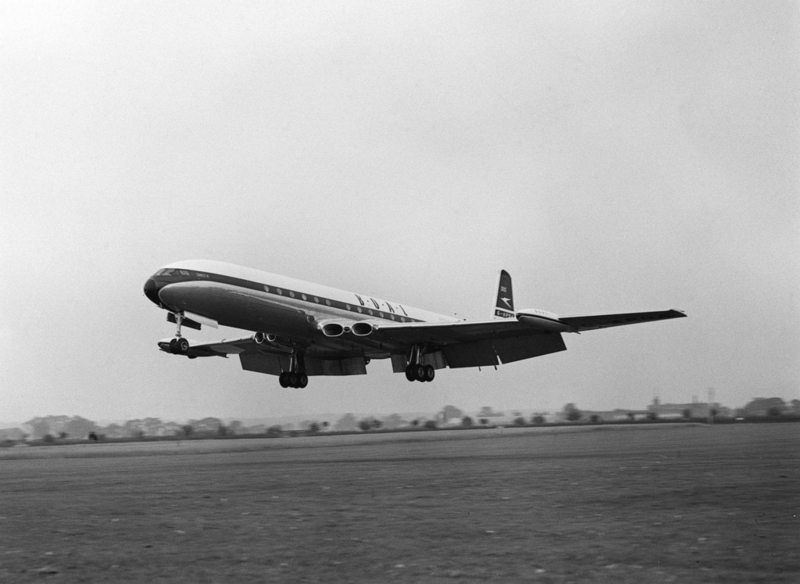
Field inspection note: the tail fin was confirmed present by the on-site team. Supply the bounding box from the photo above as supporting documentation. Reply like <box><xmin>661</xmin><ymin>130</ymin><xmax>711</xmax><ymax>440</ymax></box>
<box><xmin>492</xmin><ymin>270</ymin><xmax>515</xmax><ymax>319</ymax></box>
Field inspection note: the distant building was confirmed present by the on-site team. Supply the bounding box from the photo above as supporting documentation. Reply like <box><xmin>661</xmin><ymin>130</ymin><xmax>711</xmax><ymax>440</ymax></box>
<box><xmin>578</xmin><ymin>409</ymin><xmax>649</xmax><ymax>422</ymax></box>
<box><xmin>648</xmin><ymin>397</ymin><xmax>730</xmax><ymax>419</ymax></box>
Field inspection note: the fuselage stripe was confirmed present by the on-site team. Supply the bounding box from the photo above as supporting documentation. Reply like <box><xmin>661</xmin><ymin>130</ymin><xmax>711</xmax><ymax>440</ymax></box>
<box><xmin>152</xmin><ymin>270</ymin><xmax>423</xmax><ymax>323</ymax></box>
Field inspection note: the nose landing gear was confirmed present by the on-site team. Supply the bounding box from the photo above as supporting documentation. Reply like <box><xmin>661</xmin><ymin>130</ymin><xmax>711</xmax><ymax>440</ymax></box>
<box><xmin>167</xmin><ymin>313</ymin><xmax>190</xmax><ymax>355</ymax></box>
<box><xmin>169</xmin><ymin>337</ymin><xmax>190</xmax><ymax>355</ymax></box>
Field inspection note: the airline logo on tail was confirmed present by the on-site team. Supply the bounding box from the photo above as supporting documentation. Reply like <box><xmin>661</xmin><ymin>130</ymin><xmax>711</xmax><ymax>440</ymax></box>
<box><xmin>493</xmin><ymin>270</ymin><xmax>515</xmax><ymax>319</ymax></box>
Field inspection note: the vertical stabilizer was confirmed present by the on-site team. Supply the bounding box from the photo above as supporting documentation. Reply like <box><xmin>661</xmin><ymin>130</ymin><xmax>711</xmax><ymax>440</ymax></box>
<box><xmin>492</xmin><ymin>270</ymin><xmax>515</xmax><ymax>319</ymax></box>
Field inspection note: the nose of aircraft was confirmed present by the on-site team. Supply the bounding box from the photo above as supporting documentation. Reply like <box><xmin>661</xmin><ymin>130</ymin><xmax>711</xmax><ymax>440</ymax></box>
<box><xmin>143</xmin><ymin>278</ymin><xmax>160</xmax><ymax>305</ymax></box>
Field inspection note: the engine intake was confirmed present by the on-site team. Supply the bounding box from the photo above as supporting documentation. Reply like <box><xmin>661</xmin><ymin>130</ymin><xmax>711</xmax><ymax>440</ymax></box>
<box><xmin>351</xmin><ymin>322</ymin><xmax>374</xmax><ymax>336</ymax></box>
<box><xmin>320</xmin><ymin>322</ymin><xmax>344</xmax><ymax>337</ymax></box>
<box><xmin>254</xmin><ymin>332</ymin><xmax>278</xmax><ymax>344</ymax></box>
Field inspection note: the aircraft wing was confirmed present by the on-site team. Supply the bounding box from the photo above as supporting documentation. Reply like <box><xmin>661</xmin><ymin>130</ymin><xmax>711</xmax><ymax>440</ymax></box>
<box><xmin>159</xmin><ymin>335</ymin><xmax>372</xmax><ymax>376</ymax></box>
<box><xmin>160</xmin><ymin>318</ymin><xmax>568</xmax><ymax>372</ymax></box>
<box><xmin>368</xmin><ymin>318</ymin><xmax>568</xmax><ymax>368</ymax></box>
<box><xmin>558</xmin><ymin>309</ymin><xmax>686</xmax><ymax>332</ymax></box>
<box><xmin>371</xmin><ymin>318</ymin><xmax>539</xmax><ymax>343</ymax></box>
<box><xmin>158</xmin><ymin>336</ymin><xmax>258</xmax><ymax>358</ymax></box>
<box><xmin>366</xmin><ymin>308</ymin><xmax>686</xmax><ymax>367</ymax></box>
<box><xmin>159</xmin><ymin>308</ymin><xmax>685</xmax><ymax>373</ymax></box>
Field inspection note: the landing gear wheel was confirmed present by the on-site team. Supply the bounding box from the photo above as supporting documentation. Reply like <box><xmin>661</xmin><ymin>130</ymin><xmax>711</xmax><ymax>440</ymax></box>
<box><xmin>297</xmin><ymin>373</ymin><xmax>308</xmax><ymax>388</ymax></box>
<box><xmin>279</xmin><ymin>372</ymin><xmax>289</xmax><ymax>388</ymax></box>
<box><xmin>405</xmin><ymin>365</ymin><xmax>416</xmax><ymax>382</ymax></box>
<box><xmin>424</xmin><ymin>364</ymin><xmax>435</xmax><ymax>382</ymax></box>
<box><xmin>288</xmin><ymin>372</ymin><xmax>299</xmax><ymax>388</ymax></box>
<box><xmin>414</xmin><ymin>364</ymin><xmax>426</xmax><ymax>382</ymax></box>
<box><xmin>169</xmin><ymin>338</ymin><xmax>178</xmax><ymax>353</ymax></box>
<box><xmin>175</xmin><ymin>338</ymin><xmax>189</xmax><ymax>354</ymax></box>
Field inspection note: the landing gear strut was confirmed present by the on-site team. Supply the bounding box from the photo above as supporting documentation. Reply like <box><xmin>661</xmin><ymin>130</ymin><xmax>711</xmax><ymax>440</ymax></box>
<box><xmin>168</xmin><ymin>313</ymin><xmax>190</xmax><ymax>355</ymax></box>
<box><xmin>279</xmin><ymin>352</ymin><xmax>308</xmax><ymax>388</ymax></box>
<box><xmin>405</xmin><ymin>346</ymin><xmax>435</xmax><ymax>383</ymax></box>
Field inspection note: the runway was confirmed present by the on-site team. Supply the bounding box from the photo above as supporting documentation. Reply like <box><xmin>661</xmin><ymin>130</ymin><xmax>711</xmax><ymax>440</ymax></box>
<box><xmin>2</xmin><ymin>423</ymin><xmax>797</xmax><ymax>582</ymax></box>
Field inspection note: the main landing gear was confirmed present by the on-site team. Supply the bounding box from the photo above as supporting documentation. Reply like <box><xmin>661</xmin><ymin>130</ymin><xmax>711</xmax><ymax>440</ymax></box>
<box><xmin>405</xmin><ymin>345</ymin><xmax>435</xmax><ymax>382</ymax></box>
<box><xmin>405</xmin><ymin>363</ymin><xmax>435</xmax><ymax>382</ymax></box>
<box><xmin>279</xmin><ymin>371</ymin><xmax>308</xmax><ymax>388</ymax></box>
<box><xmin>279</xmin><ymin>352</ymin><xmax>308</xmax><ymax>388</ymax></box>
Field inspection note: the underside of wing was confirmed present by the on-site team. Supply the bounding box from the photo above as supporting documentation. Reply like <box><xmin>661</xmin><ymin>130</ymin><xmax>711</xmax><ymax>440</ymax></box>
<box><xmin>157</xmin><ymin>336</ymin><xmax>252</xmax><ymax>358</ymax></box>
<box><xmin>159</xmin><ymin>336</ymin><xmax>370</xmax><ymax>377</ymax></box>
<box><xmin>369</xmin><ymin>319</ymin><xmax>567</xmax><ymax>368</ymax></box>
<box><xmin>558</xmin><ymin>309</ymin><xmax>686</xmax><ymax>332</ymax></box>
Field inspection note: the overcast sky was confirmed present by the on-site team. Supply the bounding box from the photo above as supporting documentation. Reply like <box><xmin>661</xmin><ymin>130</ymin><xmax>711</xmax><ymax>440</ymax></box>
<box><xmin>1</xmin><ymin>1</ymin><xmax>797</xmax><ymax>424</ymax></box>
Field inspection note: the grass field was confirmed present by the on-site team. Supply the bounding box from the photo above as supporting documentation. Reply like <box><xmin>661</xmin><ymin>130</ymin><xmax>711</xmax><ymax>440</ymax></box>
<box><xmin>1</xmin><ymin>423</ymin><xmax>797</xmax><ymax>582</ymax></box>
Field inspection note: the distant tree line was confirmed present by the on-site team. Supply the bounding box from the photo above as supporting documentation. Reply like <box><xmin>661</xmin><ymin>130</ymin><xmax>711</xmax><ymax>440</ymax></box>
<box><xmin>4</xmin><ymin>397</ymin><xmax>797</xmax><ymax>445</ymax></box>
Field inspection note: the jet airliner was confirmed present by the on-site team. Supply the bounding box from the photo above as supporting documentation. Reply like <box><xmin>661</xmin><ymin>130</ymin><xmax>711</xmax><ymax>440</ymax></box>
<box><xmin>144</xmin><ymin>260</ymin><xmax>686</xmax><ymax>388</ymax></box>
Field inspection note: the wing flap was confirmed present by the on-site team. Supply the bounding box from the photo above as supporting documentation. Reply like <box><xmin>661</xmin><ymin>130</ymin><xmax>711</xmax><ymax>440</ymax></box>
<box><xmin>441</xmin><ymin>333</ymin><xmax>567</xmax><ymax>368</ymax></box>
<box><xmin>239</xmin><ymin>352</ymin><xmax>367</xmax><ymax>377</ymax></box>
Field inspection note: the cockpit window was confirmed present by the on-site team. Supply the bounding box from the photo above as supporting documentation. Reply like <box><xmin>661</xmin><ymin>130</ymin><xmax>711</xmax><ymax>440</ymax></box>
<box><xmin>179</xmin><ymin>270</ymin><xmax>190</xmax><ymax>276</ymax></box>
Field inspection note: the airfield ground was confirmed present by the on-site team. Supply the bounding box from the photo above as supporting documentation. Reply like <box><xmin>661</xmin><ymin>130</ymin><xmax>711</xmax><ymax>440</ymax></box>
<box><xmin>0</xmin><ymin>424</ymin><xmax>797</xmax><ymax>583</ymax></box>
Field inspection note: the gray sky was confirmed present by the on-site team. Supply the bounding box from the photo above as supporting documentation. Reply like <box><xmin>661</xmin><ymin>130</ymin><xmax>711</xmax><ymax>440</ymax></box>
<box><xmin>2</xmin><ymin>1</ymin><xmax>798</xmax><ymax>423</ymax></box>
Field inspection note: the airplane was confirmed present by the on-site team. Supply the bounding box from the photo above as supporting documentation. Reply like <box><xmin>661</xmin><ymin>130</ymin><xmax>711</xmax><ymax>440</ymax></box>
<box><xmin>143</xmin><ymin>260</ymin><xmax>686</xmax><ymax>388</ymax></box>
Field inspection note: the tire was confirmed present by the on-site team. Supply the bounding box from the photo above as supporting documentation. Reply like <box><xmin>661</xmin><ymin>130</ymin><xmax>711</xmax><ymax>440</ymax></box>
<box><xmin>288</xmin><ymin>372</ymin><xmax>299</xmax><ymax>388</ymax></box>
<box><xmin>279</xmin><ymin>372</ymin><xmax>289</xmax><ymax>388</ymax></box>
<box><xmin>169</xmin><ymin>338</ymin><xmax>178</xmax><ymax>353</ymax></box>
<box><xmin>175</xmin><ymin>338</ymin><xmax>189</xmax><ymax>354</ymax></box>
<box><xmin>405</xmin><ymin>365</ymin><xmax>416</xmax><ymax>382</ymax></box>
<box><xmin>298</xmin><ymin>373</ymin><xmax>308</xmax><ymax>388</ymax></box>
<box><xmin>424</xmin><ymin>365</ymin><xmax>435</xmax><ymax>382</ymax></box>
<box><xmin>414</xmin><ymin>364</ymin><xmax>426</xmax><ymax>382</ymax></box>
